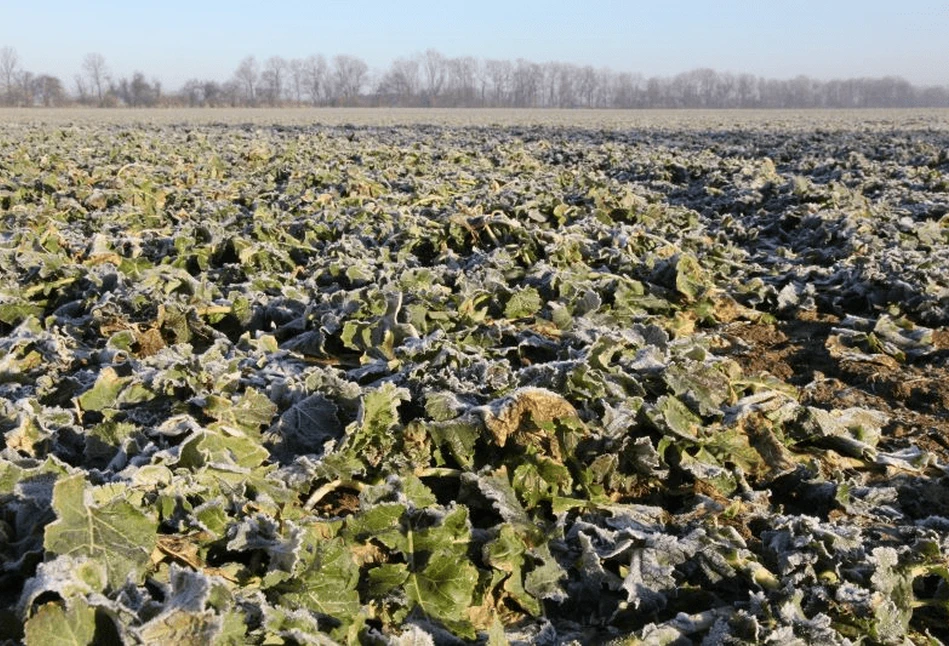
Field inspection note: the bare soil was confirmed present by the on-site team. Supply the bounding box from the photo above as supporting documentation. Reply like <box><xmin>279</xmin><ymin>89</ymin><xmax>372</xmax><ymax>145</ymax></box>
<box><xmin>723</xmin><ymin>311</ymin><xmax>949</xmax><ymax>461</ymax></box>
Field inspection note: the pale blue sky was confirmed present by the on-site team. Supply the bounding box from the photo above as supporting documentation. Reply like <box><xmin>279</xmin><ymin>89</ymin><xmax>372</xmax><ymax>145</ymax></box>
<box><xmin>2</xmin><ymin>0</ymin><xmax>947</xmax><ymax>89</ymax></box>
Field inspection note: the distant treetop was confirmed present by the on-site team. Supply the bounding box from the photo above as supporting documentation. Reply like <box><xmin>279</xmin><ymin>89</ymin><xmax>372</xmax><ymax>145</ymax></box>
<box><xmin>1</xmin><ymin>46</ymin><xmax>947</xmax><ymax>109</ymax></box>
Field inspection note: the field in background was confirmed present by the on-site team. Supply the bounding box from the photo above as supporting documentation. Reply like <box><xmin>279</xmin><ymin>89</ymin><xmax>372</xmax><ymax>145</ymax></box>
<box><xmin>3</xmin><ymin>106</ymin><xmax>949</xmax><ymax>129</ymax></box>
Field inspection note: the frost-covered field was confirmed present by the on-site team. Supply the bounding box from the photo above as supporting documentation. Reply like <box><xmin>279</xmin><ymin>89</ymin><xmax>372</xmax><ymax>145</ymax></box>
<box><xmin>1</xmin><ymin>109</ymin><xmax>948</xmax><ymax>644</ymax></box>
<box><xmin>4</xmin><ymin>106</ymin><xmax>949</xmax><ymax>129</ymax></box>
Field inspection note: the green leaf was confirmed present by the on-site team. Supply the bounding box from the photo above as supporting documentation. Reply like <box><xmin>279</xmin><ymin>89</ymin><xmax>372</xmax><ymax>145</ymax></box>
<box><xmin>44</xmin><ymin>474</ymin><xmax>158</xmax><ymax>588</ymax></box>
<box><xmin>412</xmin><ymin>505</ymin><xmax>471</xmax><ymax>558</ymax></box>
<box><xmin>400</xmin><ymin>473</ymin><xmax>438</xmax><ymax>508</ymax></box>
<box><xmin>192</xmin><ymin>501</ymin><xmax>229</xmax><ymax>539</ymax></box>
<box><xmin>368</xmin><ymin>562</ymin><xmax>410</xmax><ymax>596</ymax></box>
<box><xmin>484</xmin><ymin>525</ymin><xmax>541</xmax><ymax>616</ymax></box>
<box><xmin>213</xmin><ymin>610</ymin><xmax>249</xmax><ymax>646</ymax></box>
<box><xmin>23</xmin><ymin>600</ymin><xmax>96</xmax><ymax>646</ymax></box>
<box><xmin>19</xmin><ymin>556</ymin><xmax>109</xmax><ymax>614</ymax></box>
<box><xmin>179</xmin><ymin>431</ymin><xmax>270</xmax><ymax>470</ymax></box>
<box><xmin>703</xmin><ymin>427</ymin><xmax>769</xmax><ymax>479</ymax></box>
<box><xmin>260</xmin><ymin>605</ymin><xmax>324</xmax><ymax>644</ymax></box>
<box><xmin>279</xmin><ymin>537</ymin><xmax>361</xmax><ymax>619</ymax></box>
<box><xmin>204</xmin><ymin>388</ymin><xmax>277</xmax><ymax>436</ymax></box>
<box><xmin>0</xmin><ymin>301</ymin><xmax>45</xmax><ymax>326</ymax></box>
<box><xmin>136</xmin><ymin>610</ymin><xmax>221</xmax><ymax>646</ymax></box>
<box><xmin>677</xmin><ymin>449</ymin><xmax>738</xmax><ymax>496</ymax></box>
<box><xmin>469</xmin><ymin>469</ymin><xmax>538</xmax><ymax>538</ymax></box>
<box><xmin>341</xmin><ymin>382</ymin><xmax>410</xmax><ymax>467</ymax></box>
<box><xmin>266</xmin><ymin>394</ymin><xmax>341</xmax><ymax>459</ymax></box>
<box><xmin>84</xmin><ymin>420</ymin><xmax>137</xmax><ymax>468</ymax></box>
<box><xmin>673</xmin><ymin>253</ymin><xmax>708</xmax><ymax>302</ymax></box>
<box><xmin>486</xmin><ymin>617</ymin><xmax>510</xmax><ymax>646</ymax></box>
<box><xmin>353</xmin><ymin>502</ymin><xmax>477</xmax><ymax>631</ymax></box>
<box><xmin>504</xmin><ymin>287</ymin><xmax>542</xmax><ymax>319</ymax></box>
<box><xmin>663</xmin><ymin>361</ymin><xmax>732</xmax><ymax>417</ymax></box>
<box><xmin>76</xmin><ymin>367</ymin><xmax>131</xmax><ymax>412</ymax></box>
<box><xmin>524</xmin><ymin>543</ymin><xmax>567</xmax><ymax>603</ymax></box>
<box><xmin>359</xmin><ymin>382</ymin><xmax>410</xmax><ymax>437</ymax></box>
<box><xmin>644</xmin><ymin>395</ymin><xmax>703</xmax><ymax>441</ymax></box>
<box><xmin>424</xmin><ymin>391</ymin><xmax>466</xmax><ymax>422</ymax></box>
<box><xmin>406</xmin><ymin>552</ymin><xmax>478</xmax><ymax>628</ymax></box>
<box><xmin>868</xmin><ymin>547</ymin><xmax>916</xmax><ymax>642</ymax></box>
<box><xmin>344</xmin><ymin>502</ymin><xmax>406</xmax><ymax>545</ymax></box>
<box><xmin>426</xmin><ymin>419</ymin><xmax>479</xmax><ymax>469</ymax></box>
<box><xmin>511</xmin><ymin>457</ymin><xmax>571</xmax><ymax>508</ymax></box>
<box><xmin>484</xmin><ymin>525</ymin><xmax>527</xmax><ymax>574</ymax></box>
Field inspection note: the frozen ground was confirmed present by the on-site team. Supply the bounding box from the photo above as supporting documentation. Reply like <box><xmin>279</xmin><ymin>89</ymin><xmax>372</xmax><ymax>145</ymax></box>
<box><xmin>0</xmin><ymin>111</ymin><xmax>948</xmax><ymax>643</ymax></box>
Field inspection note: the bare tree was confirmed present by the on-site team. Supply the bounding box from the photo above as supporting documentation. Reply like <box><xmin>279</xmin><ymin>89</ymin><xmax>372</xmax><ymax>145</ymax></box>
<box><xmin>198</xmin><ymin>81</ymin><xmax>218</xmax><ymax>106</ymax></box>
<box><xmin>220</xmin><ymin>80</ymin><xmax>241</xmax><ymax>106</ymax></box>
<box><xmin>394</xmin><ymin>56</ymin><xmax>421</xmax><ymax>100</ymax></box>
<box><xmin>540</xmin><ymin>62</ymin><xmax>558</xmax><ymax>107</ymax></box>
<box><xmin>177</xmin><ymin>79</ymin><xmax>221</xmax><ymax>107</ymax></box>
<box><xmin>690</xmin><ymin>68</ymin><xmax>718</xmax><ymax>107</ymax></box>
<box><xmin>181</xmin><ymin>78</ymin><xmax>204</xmax><ymax>106</ymax></box>
<box><xmin>608</xmin><ymin>72</ymin><xmax>638</xmax><ymax>108</ymax></box>
<box><xmin>473</xmin><ymin>59</ymin><xmax>489</xmax><ymax>106</ymax></box>
<box><xmin>112</xmin><ymin>71</ymin><xmax>158</xmax><ymax>107</ymax></box>
<box><xmin>18</xmin><ymin>70</ymin><xmax>34</xmax><ymax>106</ymax></box>
<box><xmin>918</xmin><ymin>85</ymin><xmax>949</xmax><ymax>108</ymax></box>
<box><xmin>378</xmin><ymin>56</ymin><xmax>420</xmax><ymax>104</ymax></box>
<box><xmin>74</xmin><ymin>75</ymin><xmax>89</xmax><ymax>104</ymax></box>
<box><xmin>576</xmin><ymin>65</ymin><xmax>598</xmax><ymax>107</ymax></box>
<box><xmin>557</xmin><ymin>63</ymin><xmax>579</xmax><ymax>107</ymax></box>
<box><xmin>130</xmin><ymin>72</ymin><xmax>148</xmax><ymax>106</ymax></box>
<box><xmin>303</xmin><ymin>54</ymin><xmax>327</xmax><ymax>105</ymax></box>
<box><xmin>33</xmin><ymin>75</ymin><xmax>66</xmax><ymax>107</ymax></box>
<box><xmin>736</xmin><ymin>73</ymin><xmax>758</xmax><ymax>108</ymax></box>
<box><xmin>332</xmin><ymin>54</ymin><xmax>368</xmax><ymax>104</ymax></box>
<box><xmin>288</xmin><ymin>58</ymin><xmax>304</xmax><ymax>104</ymax></box>
<box><xmin>233</xmin><ymin>56</ymin><xmax>259</xmax><ymax>105</ymax></box>
<box><xmin>446</xmin><ymin>56</ymin><xmax>477</xmax><ymax>105</ymax></box>
<box><xmin>1</xmin><ymin>46</ymin><xmax>19</xmax><ymax>105</ymax></box>
<box><xmin>512</xmin><ymin>59</ymin><xmax>542</xmax><ymax>107</ymax></box>
<box><xmin>422</xmin><ymin>49</ymin><xmax>446</xmax><ymax>105</ymax></box>
<box><xmin>82</xmin><ymin>53</ymin><xmax>109</xmax><ymax>106</ymax></box>
<box><xmin>485</xmin><ymin>59</ymin><xmax>511</xmax><ymax>106</ymax></box>
<box><xmin>261</xmin><ymin>56</ymin><xmax>287</xmax><ymax>105</ymax></box>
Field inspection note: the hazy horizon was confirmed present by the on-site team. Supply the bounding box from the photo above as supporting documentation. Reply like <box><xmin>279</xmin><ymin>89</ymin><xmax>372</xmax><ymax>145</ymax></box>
<box><xmin>2</xmin><ymin>0</ymin><xmax>948</xmax><ymax>91</ymax></box>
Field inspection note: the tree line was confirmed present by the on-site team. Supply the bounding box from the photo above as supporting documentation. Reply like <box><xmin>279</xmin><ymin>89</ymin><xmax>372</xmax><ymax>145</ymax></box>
<box><xmin>2</xmin><ymin>45</ymin><xmax>949</xmax><ymax>109</ymax></box>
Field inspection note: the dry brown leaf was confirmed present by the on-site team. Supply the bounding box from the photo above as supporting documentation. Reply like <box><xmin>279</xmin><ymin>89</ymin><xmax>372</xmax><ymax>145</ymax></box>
<box><xmin>481</xmin><ymin>388</ymin><xmax>580</xmax><ymax>448</ymax></box>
